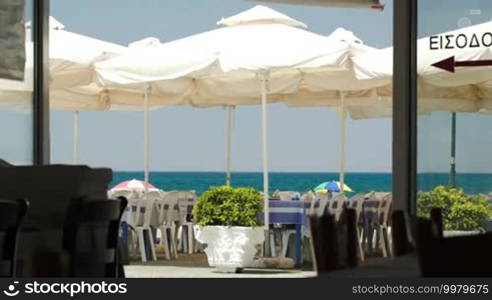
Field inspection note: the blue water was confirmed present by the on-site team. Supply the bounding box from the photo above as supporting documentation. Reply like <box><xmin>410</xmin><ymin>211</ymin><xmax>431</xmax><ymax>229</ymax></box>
<box><xmin>110</xmin><ymin>172</ymin><xmax>492</xmax><ymax>195</ymax></box>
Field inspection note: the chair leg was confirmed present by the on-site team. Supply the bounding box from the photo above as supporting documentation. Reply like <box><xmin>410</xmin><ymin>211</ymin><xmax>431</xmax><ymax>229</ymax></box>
<box><xmin>281</xmin><ymin>232</ymin><xmax>290</xmax><ymax>257</ymax></box>
<box><xmin>380</xmin><ymin>227</ymin><xmax>388</xmax><ymax>258</ymax></box>
<box><xmin>182</xmin><ymin>227</ymin><xmax>188</xmax><ymax>253</ymax></box>
<box><xmin>127</xmin><ymin>228</ymin><xmax>137</xmax><ymax>259</ymax></box>
<box><xmin>356</xmin><ymin>227</ymin><xmax>365</xmax><ymax>261</ymax></box>
<box><xmin>270</xmin><ymin>230</ymin><xmax>277</xmax><ymax>257</ymax></box>
<box><xmin>372</xmin><ymin>228</ymin><xmax>378</xmax><ymax>252</ymax></box>
<box><xmin>187</xmin><ymin>225</ymin><xmax>194</xmax><ymax>254</ymax></box>
<box><xmin>161</xmin><ymin>227</ymin><xmax>171</xmax><ymax>260</ymax></box>
<box><xmin>146</xmin><ymin>228</ymin><xmax>157</xmax><ymax>261</ymax></box>
<box><xmin>137</xmin><ymin>228</ymin><xmax>147</xmax><ymax>262</ymax></box>
<box><xmin>387</xmin><ymin>226</ymin><xmax>393</xmax><ymax>257</ymax></box>
<box><xmin>171</xmin><ymin>226</ymin><xmax>179</xmax><ymax>258</ymax></box>
<box><xmin>383</xmin><ymin>226</ymin><xmax>392</xmax><ymax>257</ymax></box>
<box><xmin>177</xmin><ymin>226</ymin><xmax>183</xmax><ymax>252</ymax></box>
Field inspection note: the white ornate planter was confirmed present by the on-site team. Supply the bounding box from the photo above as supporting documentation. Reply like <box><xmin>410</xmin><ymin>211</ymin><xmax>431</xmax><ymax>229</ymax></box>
<box><xmin>194</xmin><ymin>225</ymin><xmax>265</xmax><ymax>273</ymax></box>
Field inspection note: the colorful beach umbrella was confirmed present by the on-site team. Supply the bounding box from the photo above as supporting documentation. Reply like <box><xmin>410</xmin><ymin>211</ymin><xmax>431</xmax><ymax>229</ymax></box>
<box><xmin>314</xmin><ymin>181</ymin><xmax>353</xmax><ymax>193</ymax></box>
<box><xmin>112</xmin><ymin>179</ymin><xmax>158</xmax><ymax>191</ymax></box>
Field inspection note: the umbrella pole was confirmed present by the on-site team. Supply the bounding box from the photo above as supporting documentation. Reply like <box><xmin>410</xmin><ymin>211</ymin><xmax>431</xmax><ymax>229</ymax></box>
<box><xmin>260</xmin><ymin>73</ymin><xmax>270</xmax><ymax>231</ymax></box>
<box><xmin>225</xmin><ymin>106</ymin><xmax>234</xmax><ymax>186</ymax></box>
<box><xmin>144</xmin><ymin>85</ymin><xmax>151</xmax><ymax>196</ymax></box>
<box><xmin>73</xmin><ymin>110</ymin><xmax>80</xmax><ymax>164</ymax></box>
<box><xmin>339</xmin><ymin>92</ymin><xmax>346</xmax><ymax>192</ymax></box>
<box><xmin>450</xmin><ymin>112</ymin><xmax>457</xmax><ymax>187</ymax></box>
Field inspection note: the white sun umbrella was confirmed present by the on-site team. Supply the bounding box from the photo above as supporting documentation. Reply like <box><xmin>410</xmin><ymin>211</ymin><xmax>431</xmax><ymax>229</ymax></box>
<box><xmin>353</xmin><ymin>20</ymin><xmax>492</xmax><ymax>115</ymax></box>
<box><xmin>253</xmin><ymin>0</ymin><xmax>385</xmax><ymax>10</ymax></box>
<box><xmin>284</xmin><ymin>28</ymin><xmax>381</xmax><ymax>190</ymax></box>
<box><xmin>96</xmin><ymin>5</ymin><xmax>352</xmax><ymax>229</ymax></box>
<box><xmin>45</xmin><ymin>17</ymin><xmax>126</xmax><ymax>164</ymax></box>
<box><xmin>6</xmin><ymin>17</ymin><xmax>127</xmax><ymax>164</ymax></box>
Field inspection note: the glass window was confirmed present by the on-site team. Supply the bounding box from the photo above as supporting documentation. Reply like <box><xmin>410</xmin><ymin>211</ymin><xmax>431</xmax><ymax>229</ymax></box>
<box><xmin>417</xmin><ymin>0</ymin><xmax>492</xmax><ymax>232</ymax></box>
<box><xmin>0</xmin><ymin>0</ymin><xmax>33</xmax><ymax>165</ymax></box>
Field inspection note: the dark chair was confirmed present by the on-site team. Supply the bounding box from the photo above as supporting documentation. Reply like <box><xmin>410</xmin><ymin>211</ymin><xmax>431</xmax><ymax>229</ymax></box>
<box><xmin>391</xmin><ymin>210</ymin><xmax>415</xmax><ymax>257</ymax></box>
<box><xmin>429</xmin><ymin>207</ymin><xmax>443</xmax><ymax>238</ymax></box>
<box><xmin>416</xmin><ymin>216</ymin><xmax>492</xmax><ymax>277</ymax></box>
<box><xmin>0</xmin><ymin>199</ymin><xmax>29</xmax><ymax>277</ymax></box>
<box><xmin>63</xmin><ymin>197</ymin><xmax>127</xmax><ymax>277</ymax></box>
<box><xmin>0</xmin><ymin>159</ymin><xmax>13</xmax><ymax>167</ymax></box>
<box><xmin>309</xmin><ymin>208</ymin><xmax>359</xmax><ymax>273</ymax></box>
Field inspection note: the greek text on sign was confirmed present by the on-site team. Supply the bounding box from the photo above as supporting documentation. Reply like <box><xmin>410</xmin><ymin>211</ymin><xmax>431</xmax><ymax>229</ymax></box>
<box><xmin>429</xmin><ymin>32</ymin><xmax>492</xmax><ymax>50</ymax></box>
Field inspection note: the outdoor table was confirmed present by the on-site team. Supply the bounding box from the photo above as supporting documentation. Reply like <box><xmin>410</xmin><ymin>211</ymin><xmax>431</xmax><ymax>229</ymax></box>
<box><xmin>260</xmin><ymin>196</ymin><xmax>385</xmax><ymax>267</ymax></box>
<box><xmin>260</xmin><ymin>200</ymin><xmax>310</xmax><ymax>267</ymax></box>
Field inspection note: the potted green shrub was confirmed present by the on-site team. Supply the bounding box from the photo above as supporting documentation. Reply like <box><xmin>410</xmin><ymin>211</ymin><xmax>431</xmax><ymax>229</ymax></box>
<box><xmin>417</xmin><ymin>186</ymin><xmax>492</xmax><ymax>233</ymax></box>
<box><xmin>193</xmin><ymin>186</ymin><xmax>264</xmax><ymax>273</ymax></box>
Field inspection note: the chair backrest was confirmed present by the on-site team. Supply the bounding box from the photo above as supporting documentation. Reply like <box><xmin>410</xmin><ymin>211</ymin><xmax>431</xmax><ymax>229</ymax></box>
<box><xmin>277</xmin><ymin>191</ymin><xmax>301</xmax><ymax>201</ymax></box>
<box><xmin>348</xmin><ymin>194</ymin><xmax>365</xmax><ymax>223</ymax></box>
<box><xmin>416</xmin><ymin>216</ymin><xmax>492</xmax><ymax>277</ymax></box>
<box><xmin>63</xmin><ymin>197</ymin><xmax>127</xmax><ymax>277</ymax></box>
<box><xmin>328</xmin><ymin>194</ymin><xmax>348</xmax><ymax>222</ymax></box>
<box><xmin>309</xmin><ymin>208</ymin><xmax>359</xmax><ymax>273</ymax></box>
<box><xmin>375</xmin><ymin>193</ymin><xmax>392</xmax><ymax>225</ymax></box>
<box><xmin>0</xmin><ymin>199</ymin><xmax>28</xmax><ymax>278</ymax></box>
<box><xmin>133</xmin><ymin>196</ymin><xmax>157</xmax><ymax>227</ymax></box>
<box><xmin>176</xmin><ymin>191</ymin><xmax>198</xmax><ymax>224</ymax></box>
<box><xmin>156</xmin><ymin>192</ymin><xmax>180</xmax><ymax>225</ymax></box>
<box><xmin>429</xmin><ymin>207</ymin><xmax>443</xmax><ymax>239</ymax></box>
<box><xmin>301</xmin><ymin>191</ymin><xmax>316</xmax><ymax>202</ymax></box>
<box><xmin>391</xmin><ymin>210</ymin><xmax>414</xmax><ymax>257</ymax></box>
<box><xmin>309</xmin><ymin>192</ymin><xmax>329</xmax><ymax>217</ymax></box>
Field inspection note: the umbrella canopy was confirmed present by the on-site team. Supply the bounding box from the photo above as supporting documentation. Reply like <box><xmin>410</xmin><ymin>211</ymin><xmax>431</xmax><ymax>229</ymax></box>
<box><xmin>285</xmin><ymin>27</ymin><xmax>384</xmax><ymax>118</ymax></box>
<box><xmin>28</xmin><ymin>17</ymin><xmax>126</xmax><ymax>89</ymax></box>
<box><xmin>352</xmin><ymin>20</ymin><xmax>492</xmax><ymax>115</ymax></box>
<box><xmin>315</xmin><ymin>181</ymin><xmax>354</xmax><ymax>193</ymax></box>
<box><xmin>109</xmin><ymin>179</ymin><xmax>162</xmax><ymax>201</ymax></box>
<box><xmin>95</xmin><ymin>5</ymin><xmax>352</xmax><ymax>107</ymax></box>
<box><xmin>112</xmin><ymin>179</ymin><xmax>158</xmax><ymax>191</ymax></box>
<box><xmin>252</xmin><ymin>0</ymin><xmax>384</xmax><ymax>10</ymax></box>
<box><xmin>0</xmin><ymin>17</ymin><xmax>129</xmax><ymax>111</ymax></box>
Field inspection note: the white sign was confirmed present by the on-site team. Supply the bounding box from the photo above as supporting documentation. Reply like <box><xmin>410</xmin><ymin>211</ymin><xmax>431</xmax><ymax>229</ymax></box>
<box><xmin>429</xmin><ymin>32</ymin><xmax>492</xmax><ymax>50</ymax></box>
<box><xmin>0</xmin><ymin>0</ymin><xmax>26</xmax><ymax>81</ymax></box>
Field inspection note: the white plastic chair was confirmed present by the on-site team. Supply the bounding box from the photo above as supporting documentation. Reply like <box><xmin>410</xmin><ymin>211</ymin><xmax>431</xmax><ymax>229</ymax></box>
<box><xmin>348</xmin><ymin>193</ymin><xmax>366</xmax><ymax>261</ymax></box>
<box><xmin>373</xmin><ymin>193</ymin><xmax>393</xmax><ymax>257</ymax></box>
<box><xmin>280</xmin><ymin>191</ymin><xmax>319</xmax><ymax>258</ymax></box>
<box><xmin>277</xmin><ymin>191</ymin><xmax>301</xmax><ymax>201</ymax></box>
<box><xmin>168</xmin><ymin>191</ymin><xmax>198</xmax><ymax>254</ymax></box>
<box><xmin>156</xmin><ymin>193</ymin><xmax>179</xmax><ymax>260</ymax></box>
<box><xmin>133</xmin><ymin>197</ymin><xmax>157</xmax><ymax>262</ymax></box>
<box><xmin>328</xmin><ymin>193</ymin><xmax>348</xmax><ymax>221</ymax></box>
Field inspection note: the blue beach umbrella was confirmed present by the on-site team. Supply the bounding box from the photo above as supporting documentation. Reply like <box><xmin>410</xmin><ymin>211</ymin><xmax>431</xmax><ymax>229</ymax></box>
<box><xmin>314</xmin><ymin>181</ymin><xmax>354</xmax><ymax>193</ymax></box>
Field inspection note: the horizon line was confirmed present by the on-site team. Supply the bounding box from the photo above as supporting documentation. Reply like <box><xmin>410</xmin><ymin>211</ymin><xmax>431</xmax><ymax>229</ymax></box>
<box><xmin>111</xmin><ymin>170</ymin><xmax>492</xmax><ymax>175</ymax></box>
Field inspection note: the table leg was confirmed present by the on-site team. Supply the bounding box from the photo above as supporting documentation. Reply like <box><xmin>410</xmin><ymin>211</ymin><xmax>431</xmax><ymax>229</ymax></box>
<box><xmin>295</xmin><ymin>224</ymin><xmax>302</xmax><ymax>267</ymax></box>
<box><xmin>121</xmin><ymin>221</ymin><xmax>129</xmax><ymax>247</ymax></box>
<box><xmin>264</xmin><ymin>228</ymin><xmax>271</xmax><ymax>257</ymax></box>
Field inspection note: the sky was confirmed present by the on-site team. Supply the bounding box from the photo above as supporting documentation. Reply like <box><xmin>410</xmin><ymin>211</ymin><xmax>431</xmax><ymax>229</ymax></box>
<box><xmin>2</xmin><ymin>0</ymin><xmax>491</xmax><ymax>174</ymax></box>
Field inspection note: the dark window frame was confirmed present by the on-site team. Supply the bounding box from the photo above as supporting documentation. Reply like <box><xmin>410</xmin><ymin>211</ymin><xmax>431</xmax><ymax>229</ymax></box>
<box><xmin>393</xmin><ymin>0</ymin><xmax>418</xmax><ymax>215</ymax></box>
<box><xmin>32</xmin><ymin>0</ymin><xmax>50</xmax><ymax>165</ymax></box>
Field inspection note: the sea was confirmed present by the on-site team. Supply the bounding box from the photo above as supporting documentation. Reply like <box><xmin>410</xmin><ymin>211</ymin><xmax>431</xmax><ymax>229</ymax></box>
<box><xmin>111</xmin><ymin>172</ymin><xmax>492</xmax><ymax>196</ymax></box>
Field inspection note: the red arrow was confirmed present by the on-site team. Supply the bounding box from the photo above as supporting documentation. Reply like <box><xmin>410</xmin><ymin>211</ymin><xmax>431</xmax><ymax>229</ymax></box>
<box><xmin>432</xmin><ymin>56</ymin><xmax>492</xmax><ymax>73</ymax></box>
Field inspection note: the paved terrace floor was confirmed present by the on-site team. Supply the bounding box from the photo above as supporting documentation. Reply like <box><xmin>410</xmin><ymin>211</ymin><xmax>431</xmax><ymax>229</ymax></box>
<box><xmin>124</xmin><ymin>253</ymin><xmax>317</xmax><ymax>278</ymax></box>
